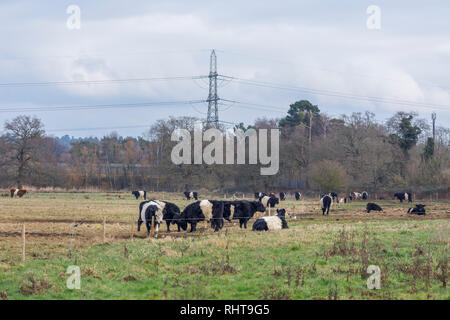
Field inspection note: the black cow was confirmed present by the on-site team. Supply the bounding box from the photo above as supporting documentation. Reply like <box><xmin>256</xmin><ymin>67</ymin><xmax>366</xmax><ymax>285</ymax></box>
<box><xmin>279</xmin><ymin>192</ymin><xmax>286</xmax><ymax>201</ymax></box>
<box><xmin>232</xmin><ymin>200</ymin><xmax>266</xmax><ymax>229</ymax></box>
<box><xmin>366</xmin><ymin>203</ymin><xmax>383</xmax><ymax>213</ymax></box>
<box><xmin>132</xmin><ymin>190</ymin><xmax>146</xmax><ymax>200</ymax></box>
<box><xmin>294</xmin><ymin>192</ymin><xmax>301</xmax><ymax>200</ymax></box>
<box><xmin>252</xmin><ymin>209</ymin><xmax>289</xmax><ymax>231</ymax></box>
<box><xmin>362</xmin><ymin>191</ymin><xmax>369</xmax><ymax>200</ymax></box>
<box><xmin>184</xmin><ymin>191</ymin><xmax>198</xmax><ymax>200</ymax></box>
<box><xmin>320</xmin><ymin>195</ymin><xmax>332</xmax><ymax>216</ymax></box>
<box><xmin>178</xmin><ymin>200</ymin><xmax>224</xmax><ymax>232</ymax></box>
<box><xmin>394</xmin><ymin>192</ymin><xmax>412</xmax><ymax>203</ymax></box>
<box><xmin>159</xmin><ymin>201</ymin><xmax>182</xmax><ymax>232</ymax></box>
<box><xmin>407</xmin><ymin>204</ymin><xmax>426</xmax><ymax>215</ymax></box>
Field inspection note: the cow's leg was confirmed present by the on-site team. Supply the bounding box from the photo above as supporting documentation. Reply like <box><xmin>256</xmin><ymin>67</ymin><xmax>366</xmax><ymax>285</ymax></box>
<box><xmin>166</xmin><ymin>221</ymin><xmax>171</xmax><ymax>232</ymax></box>
<box><xmin>190</xmin><ymin>222</ymin><xmax>196</xmax><ymax>232</ymax></box>
<box><xmin>137</xmin><ymin>219</ymin><xmax>143</xmax><ymax>231</ymax></box>
<box><xmin>244</xmin><ymin>220</ymin><xmax>248</xmax><ymax>229</ymax></box>
<box><xmin>146</xmin><ymin>222</ymin><xmax>151</xmax><ymax>235</ymax></box>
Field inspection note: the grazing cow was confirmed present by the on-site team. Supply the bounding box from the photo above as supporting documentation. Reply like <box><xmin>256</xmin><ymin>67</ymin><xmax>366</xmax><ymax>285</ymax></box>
<box><xmin>252</xmin><ymin>209</ymin><xmax>289</xmax><ymax>231</ymax></box>
<box><xmin>151</xmin><ymin>200</ymin><xmax>182</xmax><ymax>232</ymax></box>
<box><xmin>259</xmin><ymin>195</ymin><xmax>279</xmax><ymax>212</ymax></box>
<box><xmin>407</xmin><ymin>204</ymin><xmax>426</xmax><ymax>215</ymax></box>
<box><xmin>320</xmin><ymin>195</ymin><xmax>332</xmax><ymax>216</ymax></box>
<box><xmin>351</xmin><ymin>192</ymin><xmax>362</xmax><ymax>200</ymax></box>
<box><xmin>366</xmin><ymin>203</ymin><xmax>383</xmax><ymax>213</ymax></box>
<box><xmin>394</xmin><ymin>192</ymin><xmax>412</xmax><ymax>203</ymax></box>
<box><xmin>254</xmin><ymin>192</ymin><xmax>267</xmax><ymax>199</ymax></box>
<box><xmin>223</xmin><ymin>201</ymin><xmax>238</xmax><ymax>222</ymax></box>
<box><xmin>178</xmin><ymin>200</ymin><xmax>224</xmax><ymax>232</ymax></box>
<box><xmin>131</xmin><ymin>190</ymin><xmax>146</xmax><ymax>200</ymax></box>
<box><xmin>362</xmin><ymin>191</ymin><xmax>368</xmax><ymax>200</ymax></box>
<box><xmin>294</xmin><ymin>192</ymin><xmax>301</xmax><ymax>200</ymax></box>
<box><xmin>10</xmin><ymin>188</ymin><xmax>27</xmax><ymax>198</ymax></box>
<box><xmin>232</xmin><ymin>200</ymin><xmax>266</xmax><ymax>229</ymax></box>
<box><xmin>330</xmin><ymin>192</ymin><xmax>338</xmax><ymax>203</ymax></box>
<box><xmin>183</xmin><ymin>191</ymin><xmax>198</xmax><ymax>200</ymax></box>
<box><xmin>279</xmin><ymin>192</ymin><xmax>286</xmax><ymax>201</ymax></box>
<box><xmin>138</xmin><ymin>200</ymin><xmax>164</xmax><ymax>235</ymax></box>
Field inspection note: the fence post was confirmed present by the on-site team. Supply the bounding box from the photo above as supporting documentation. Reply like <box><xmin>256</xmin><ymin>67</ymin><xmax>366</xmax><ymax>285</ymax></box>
<box><xmin>436</xmin><ymin>192</ymin><xmax>438</xmax><ymax>201</ymax></box>
<box><xmin>150</xmin><ymin>216</ymin><xmax>155</xmax><ymax>238</ymax></box>
<box><xmin>22</xmin><ymin>224</ymin><xmax>26</xmax><ymax>262</ymax></box>
<box><xmin>103</xmin><ymin>217</ymin><xmax>106</xmax><ymax>243</ymax></box>
<box><xmin>130</xmin><ymin>217</ymin><xmax>134</xmax><ymax>240</ymax></box>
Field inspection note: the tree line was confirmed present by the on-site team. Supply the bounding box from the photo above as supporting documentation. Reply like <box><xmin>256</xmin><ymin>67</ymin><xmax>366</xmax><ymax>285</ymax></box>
<box><xmin>0</xmin><ymin>100</ymin><xmax>448</xmax><ymax>195</ymax></box>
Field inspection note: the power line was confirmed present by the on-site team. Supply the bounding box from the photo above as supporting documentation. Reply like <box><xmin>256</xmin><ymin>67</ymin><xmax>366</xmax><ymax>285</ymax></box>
<box><xmin>46</xmin><ymin>119</ymin><xmax>240</xmax><ymax>133</ymax></box>
<box><xmin>0</xmin><ymin>76</ymin><xmax>207</xmax><ymax>88</ymax></box>
<box><xmin>0</xmin><ymin>100</ymin><xmax>206</xmax><ymax>113</ymax></box>
<box><xmin>220</xmin><ymin>75</ymin><xmax>450</xmax><ymax>111</ymax></box>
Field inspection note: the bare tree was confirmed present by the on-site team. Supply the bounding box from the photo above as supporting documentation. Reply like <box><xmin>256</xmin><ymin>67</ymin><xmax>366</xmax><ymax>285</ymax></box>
<box><xmin>4</xmin><ymin>115</ymin><xmax>45</xmax><ymax>188</ymax></box>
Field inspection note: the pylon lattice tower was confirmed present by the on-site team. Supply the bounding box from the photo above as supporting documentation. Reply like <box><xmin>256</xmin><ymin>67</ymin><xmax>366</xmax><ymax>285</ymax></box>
<box><xmin>206</xmin><ymin>50</ymin><xmax>219</xmax><ymax>127</ymax></box>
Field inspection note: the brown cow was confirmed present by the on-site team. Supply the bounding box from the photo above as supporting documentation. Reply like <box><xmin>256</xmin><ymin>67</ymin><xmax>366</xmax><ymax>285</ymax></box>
<box><xmin>10</xmin><ymin>188</ymin><xmax>27</xmax><ymax>198</ymax></box>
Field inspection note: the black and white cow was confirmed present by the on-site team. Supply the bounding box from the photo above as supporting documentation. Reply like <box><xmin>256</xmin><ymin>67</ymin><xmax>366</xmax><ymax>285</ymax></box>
<box><xmin>259</xmin><ymin>195</ymin><xmax>279</xmax><ymax>208</ymax></box>
<box><xmin>137</xmin><ymin>200</ymin><xmax>164</xmax><ymax>235</ymax></box>
<box><xmin>131</xmin><ymin>190</ymin><xmax>146</xmax><ymax>200</ymax></box>
<box><xmin>330</xmin><ymin>192</ymin><xmax>338</xmax><ymax>203</ymax></box>
<box><xmin>407</xmin><ymin>204</ymin><xmax>426</xmax><ymax>215</ymax></box>
<box><xmin>183</xmin><ymin>191</ymin><xmax>198</xmax><ymax>201</ymax></box>
<box><xmin>254</xmin><ymin>192</ymin><xmax>267</xmax><ymax>199</ymax></box>
<box><xmin>279</xmin><ymin>192</ymin><xmax>286</xmax><ymax>201</ymax></box>
<box><xmin>362</xmin><ymin>191</ymin><xmax>369</xmax><ymax>200</ymax></box>
<box><xmin>294</xmin><ymin>192</ymin><xmax>301</xmax><ymax>201</ymax></box>
<box><xmin>157</xmin><ymin>200</ymin><xmax>182</xmax><ymax>232</ymax></box>
<box><xmin>320</xmin><ymin>195</ymin><xmax>332</xmax><ymax>216</ymax></box>
<box><xmin>222</xmin><ymin>201</ymin><xmax>238</xmax><ymax>222</ymax></box>
<box><xmin>351</xmin><ymin>192</ymin><xmax>362</xmax><ymax>200</ymax></box>
<box><xmin>252</xmin><ymin>209</ymin><xmax>289</xmax><ymax>231</ymax></box>
<box><xmin>394</xmin><ymin>192</ymin><xmax>412</xmax><ymax>203</ymax></box>
<box><xmin>178</xmin><ymin>200</ymin><xmax>224</xmax><ymax>232</ymax></box>
<box><xmin>232</xmin><ymin>200</ymin><xmax>266</xmax><ymax>229</ymax></box>
<box><xmin>366</xmin><ymin>203</ymin><xmax>383</xmax><ymax>213</ymax></box>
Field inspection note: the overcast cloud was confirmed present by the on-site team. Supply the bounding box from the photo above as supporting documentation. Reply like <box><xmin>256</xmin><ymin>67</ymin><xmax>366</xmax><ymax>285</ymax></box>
<box><xmin>0</xmin><ymin>0</ymin><xmax>449</xmax><ymax>137</ymax></box>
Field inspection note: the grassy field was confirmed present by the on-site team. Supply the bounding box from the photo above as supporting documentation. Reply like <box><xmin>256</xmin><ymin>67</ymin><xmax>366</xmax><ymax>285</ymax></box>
<box><xmin>0</xmin><ymin>192</ymin><xmax>448</xmax><ymax>300</ymax></box>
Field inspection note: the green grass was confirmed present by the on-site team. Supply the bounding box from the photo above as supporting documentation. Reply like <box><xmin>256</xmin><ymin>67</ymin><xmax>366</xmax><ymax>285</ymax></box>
<box><xmin>1</xmin><ymin>218</ymin><xmax>448</xmax><ymax>300</ymax></box>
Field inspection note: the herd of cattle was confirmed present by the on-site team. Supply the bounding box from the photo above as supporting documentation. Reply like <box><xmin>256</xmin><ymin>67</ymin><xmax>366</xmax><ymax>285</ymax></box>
<box><xmin>132</xmin><ymin>189</ymin><xmax>426</xmax><ymax>236</ymax></box>
<box><xmin>136</xmin><ymin>197</ymin><xmax>288</xmax><ymax>235</ymax></box>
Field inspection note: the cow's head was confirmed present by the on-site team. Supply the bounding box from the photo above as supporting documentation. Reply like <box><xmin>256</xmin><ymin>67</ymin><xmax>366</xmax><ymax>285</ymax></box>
<box><xmin>276</xmin><ymin>208</ymin><xmax>286</xmax><ymax>217</ymax></box>
<box><xmin>254</xmin><ymin>201</ymin><xmax>266</xmax><ymax>212</ymax></box>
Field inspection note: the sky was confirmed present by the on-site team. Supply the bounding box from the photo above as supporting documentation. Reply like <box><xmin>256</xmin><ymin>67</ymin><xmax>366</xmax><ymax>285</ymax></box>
<box><xmin>0</xmin><ymin>0</ymin><xmax>449</xmax><ymax>137</ymax></box>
